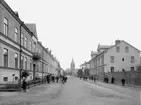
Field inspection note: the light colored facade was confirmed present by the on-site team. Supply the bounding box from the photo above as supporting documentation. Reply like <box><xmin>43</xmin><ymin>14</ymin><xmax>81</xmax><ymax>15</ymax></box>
<box><xmin>89</xmin><ymin>40</ymin><xmax>141</xmax><ymax>79</ymax></box>
<box><xmin>0</xmin><ymin>0</ymin><xmax>61</xmax><ymax>84</ymax></box>
<box><xmin>80</xmin><ymin>61</ymin><xmax>90</xmax><ymax>71</ymax></box>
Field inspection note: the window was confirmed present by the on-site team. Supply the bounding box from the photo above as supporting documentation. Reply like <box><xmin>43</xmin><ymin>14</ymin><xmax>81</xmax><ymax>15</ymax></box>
<box><xmin>30</xmin><ymin>59</ymin><xmax>32</xmax><ymax>70</ymax></box>
<box><xmin>4</xmin><ymin>48</ymin><xmax>8</xmax><ymax>67</ymax></box>
<box><xmin>116</xmin><ymin>46</ymin><xmax>120</xmax><ymax>52</ymax></box>
<box><xmin>3</xmin><ymin>77</ymin><xmax>8</xmax><ymax>82</ymax></box>
<box><xmin>122</xmin><ymin>58</ymin><xmax>124</xmax><ymax>61</ymax></box>
<box><xmin>15</xmin><ymin>53</ymin><xmax>18</xmax><ymax>69</ymax></box>
<box><xmin>21</xmin><ymin>33</ymin><xmax>24</xmax><ymax>46</ymax></box>
<box><xmin>4</xmin><ymin>17</ymin><xmax>8</xmax><ymax>36</ymax></box>
<box><xmin>111</xmin><ymin>67</ymin><xmax>114</xmax><ymax>72</ymax></box>
<box><xmin>21</xmin><ymin>56</ymin><xmax>24</xmax><ymax>69</ymax></box>
<box><xmin>125</xmin><ymin>46</ymin><xmax>129</xmax><ymax>52</ymax></box>
<box><xmin>131</xmin><ymin>67</ymin><xmax>134</xmax><ymax>71</ymax></box>
<box><xmin>29</xmin><ymin>41</ymin><xmax>32</xmax><ymax>51</ymax></box>
<box><xmin>15</xmin><ymin>28</ymin><xmax>18</xmax><ymax>42</ymax></box>
<box><xmin>33</xmin><ymin>42</ymin><xmax>36</xmax><ymax>52</ymax></box>
<box><xmin>110</xmin><ymin>56</ymin><xmax>114</xmax><ymax>63</ymax></box>
<box><xmin>25</xmin><ymin>57</ymin><xmax>27</xmax><ymax>70</ymax></box>
<box><xmin>131</xmin><ymin>56</ymin><xmax>134</xmax><ymax>63</ymax></box>
<box><xmin>24</xmin><ymin>37</ymin><xmax>27</xmax><ymax>48</ymax></box>
<box><xmin>15</xmin><ymin>77</ymin><xmax>18</xmax><ymax>80</ymax></box>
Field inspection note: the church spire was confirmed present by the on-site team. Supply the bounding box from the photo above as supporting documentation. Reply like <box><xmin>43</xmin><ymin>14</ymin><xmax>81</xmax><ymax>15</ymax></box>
<box><xmin>71</xmin><ymin>58</ymin><xmax>75</xmax><ymax>70</ymax></box>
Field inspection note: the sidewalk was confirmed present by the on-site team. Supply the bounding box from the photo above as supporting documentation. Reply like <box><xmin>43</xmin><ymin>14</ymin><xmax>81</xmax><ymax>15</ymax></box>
<box><xmin>0</xmin><ymin>83</ymin><xmax>62</xmax><ymax>105</ymax></box>
<box><xmin>87</xmin><ymin>80</ymin><xmax>140</xmax><ymax>98</ymax></box>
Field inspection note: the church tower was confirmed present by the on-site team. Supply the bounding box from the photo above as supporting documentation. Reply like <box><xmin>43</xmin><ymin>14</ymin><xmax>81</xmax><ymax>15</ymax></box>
<box><xmin>71</xmin><ymin>58</ymin><xmax>75</xmax><ymax>71</ymax></box>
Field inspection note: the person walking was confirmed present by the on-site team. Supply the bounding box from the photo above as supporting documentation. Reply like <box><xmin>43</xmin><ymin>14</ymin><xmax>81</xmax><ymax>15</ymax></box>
<box><xmin>121</xmin><ymin>78</ymin><xmax>125</xmax><ymax>86</ymax></box>
<box><xmin>94</xmin><ymin>77</ymin><xmax>96</xmax><ymax>82</ymax></box>
<box><xmin>46</xmin><ymin>75</ymin><xmax>50</xmax><ymax>84</ymax></box>
<box><xmin>111</xmin><ymin>77</ymin><xmax>115</xmax><ymax>84</ymax></box>
<box><xmin>22</xmin><ymin>79</ymin><xmax>27</xmax><ymax>92</ymax></box>
<box><xmin>56</xmin><ymin>76</ymin><xmax>59</xmax><ymax>83</ymax></box>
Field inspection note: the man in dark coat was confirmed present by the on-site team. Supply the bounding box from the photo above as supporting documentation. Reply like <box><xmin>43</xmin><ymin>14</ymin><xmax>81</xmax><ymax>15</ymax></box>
<box><xmin>56</xmin><ymin>76</ymin><xmax>59</xmax><ymax>83</ymax></box>
<box><xmin>121</xmin><ymin>79</ymin><xmax>125</xmax><ymax>86</ymax></box>
<box><xmin>22</xmin><ymin>79</ymin><xmax>27</xmax><ymax>92</ymax></box>
<box><xmin>111</xmin><ymin>77</ymin><xmax>115</xmax><ymax>84</ymax></box>
<box><xmin>46</xmin><ymin>75</ymin><xmax>50</xmax><ymax>84</ymax></box>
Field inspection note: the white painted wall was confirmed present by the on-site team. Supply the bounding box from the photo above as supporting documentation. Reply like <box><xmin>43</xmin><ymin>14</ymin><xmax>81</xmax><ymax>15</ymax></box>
<box><xmin>104</xmin><ymin>41</ymin><xmax>140</xmax><ymax>73</ymax></box>
<box><xmin>0</xmin><ymin>69</ymin><xmax>19</xmax><ymax>84</ymax></box>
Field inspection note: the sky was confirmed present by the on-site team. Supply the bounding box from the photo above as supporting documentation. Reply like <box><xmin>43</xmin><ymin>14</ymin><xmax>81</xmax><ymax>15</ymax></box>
<box><xmin>5</xmin><ymin>0</ymin><xmax>141</xmax><ymax>69</ymax></box>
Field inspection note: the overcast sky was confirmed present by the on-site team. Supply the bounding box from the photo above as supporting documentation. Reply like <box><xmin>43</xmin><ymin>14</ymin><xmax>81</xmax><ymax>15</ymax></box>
<box><xmin>5</xmin><ymin>0</ymin><xmax>141</xmax><ymax>69</ymax></box>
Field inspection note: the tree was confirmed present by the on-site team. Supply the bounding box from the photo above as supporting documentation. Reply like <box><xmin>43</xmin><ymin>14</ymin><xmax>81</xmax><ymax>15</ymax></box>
<box><xmin>77</xmin><ymin>69</ymin><xmax>83</xmax><ymax>77</ymax></box>
<box><xmin>136</xmin><ymin>65</ymin><xmax>141</xmax><ymax>71</ymax></box>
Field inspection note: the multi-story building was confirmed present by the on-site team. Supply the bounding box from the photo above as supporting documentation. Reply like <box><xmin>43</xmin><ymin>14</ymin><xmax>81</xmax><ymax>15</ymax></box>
<box><xmin>89</xmin><ymin>40</ymin><xmax>141</xmax><ymax>80</ymax></box>
<box><xmin>0</xmin><ymin>0</ymin><xmax>61</xmax><ymax>84</ymax></box>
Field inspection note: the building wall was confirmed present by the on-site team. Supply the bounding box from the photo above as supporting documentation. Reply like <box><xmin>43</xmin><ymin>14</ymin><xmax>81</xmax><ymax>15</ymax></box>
<box><xmin>104</xmin><ymin>41</ymin><xmax>140</xmax><ymax>73</ymax></box>
<box><xmin>0</xmin><ymin>0</ymin><xmax>61</xmax><ymax>84</ymax></box>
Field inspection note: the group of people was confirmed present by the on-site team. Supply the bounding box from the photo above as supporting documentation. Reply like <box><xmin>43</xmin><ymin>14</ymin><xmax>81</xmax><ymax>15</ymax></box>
<box><xmin>104</xmin><ymin>76</ymin><xmax>126</xmax><ymax>86</ymax></box>
<box><xmin>80</xmin><ymin>76</ymin><xmax>96</xmax><ymax>82</ymax></box>
<box><xmin>79</xmin><ymin>75</ymin><xmax>126</xmax><ymax>86</ymax></box>
<box><xmin>45</xmin><ymin>74</ymin><xmax>68</xmax><ymax>84</ymax></box>
<box><xmin>21</xmin><ymin>74</ymin><xmax>68</xmax><ymax>92</ymax></box>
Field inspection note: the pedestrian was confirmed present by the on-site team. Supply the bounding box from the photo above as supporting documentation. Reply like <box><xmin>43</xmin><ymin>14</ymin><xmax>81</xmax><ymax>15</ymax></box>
<box><xmin>94</xmin><ymin>77</ymin><xmax>96</xmax><ymax>82</ymax></box>
<box><xmin>46</xmin><ymin>75</ymin><xmax>50</xmax><ymax>84</ymax></box>
<box><xmin>111</xmin><ymin>77</ymin><xmax>115</xmax><ymax>84</ymax></box>
<box><xmin>121</xmin><ymin>78</ymin><xmax>125</xmax><ymax>86</ymax></box>
<box><xmin>22</xmin><ymin>79</ymin><xmax>27</xmax><ymax>92</ymax></box>
<box><xmin>56</xmin><ymin>76</ymin><xmax>59</xmax><ymax>83</ymax></box>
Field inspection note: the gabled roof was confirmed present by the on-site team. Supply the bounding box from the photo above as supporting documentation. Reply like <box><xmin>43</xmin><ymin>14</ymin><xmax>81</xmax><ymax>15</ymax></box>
<box><xmin>90</xmin><ymin>40</ymin><xmax>140</xmax><ymax>61</ymax></box>
<box><xmin>104</xmin><ymin>40</ymin><xmax>141</xmax><ymax>53</ymax></box>
<box><xmin>122</xmin><ymin>40</ymin><xmax>140</xmax><ymax>52</ymax></box>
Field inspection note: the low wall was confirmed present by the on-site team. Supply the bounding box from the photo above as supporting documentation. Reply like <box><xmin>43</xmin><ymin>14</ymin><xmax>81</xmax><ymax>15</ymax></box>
<box><xmin>106</xmin><ymin>71</ymin><xmax>141</xmax><ymax>86</ymax></box>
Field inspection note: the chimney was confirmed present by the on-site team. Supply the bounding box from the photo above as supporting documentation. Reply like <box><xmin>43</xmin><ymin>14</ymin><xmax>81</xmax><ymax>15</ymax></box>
<box><xmin>115</xmin><ymin>40</ymin><xmax>121</xmax><ymax>45</ymax></box>
<box><xmin>14</xmin><ymin>11</ymin><xmax>19</xmax><ymax>18</ymax></box>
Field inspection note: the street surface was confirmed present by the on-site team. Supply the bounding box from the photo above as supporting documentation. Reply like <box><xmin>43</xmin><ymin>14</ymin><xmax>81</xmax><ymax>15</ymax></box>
<box><xmin>0</xmin><ymin>77</ymin><xmax>140</xmax><ymax>105</ymax></box>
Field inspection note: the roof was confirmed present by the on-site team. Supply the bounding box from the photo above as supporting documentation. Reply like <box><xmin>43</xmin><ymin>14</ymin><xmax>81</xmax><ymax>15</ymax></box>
<box><xmin>104</xmin><ymin>40</ymin><xmax>141</xmax><ymax>53</ymax></box>
<box><xmin>97</xmin><ymin>45</ymin><xmax>112</xmax><ymax>51</ymax></box>
<box><xmin>91</xmin><ymin>51</ymin><xmax>98</xmax><ymax>55</ymax></box>
<box><xmin>0</xmin><ymin>0</ymin><xmax>37</xmax><ymax>39</ymax></box>
<box><xmin>90</xmin><ymin>40</ymin><xmax>140</xmax><ymax>61</ymax></box>
<box><xmin>25</xmin><ymin>23</ymin><xmax>38</xmax><ymax>39</ymax></box>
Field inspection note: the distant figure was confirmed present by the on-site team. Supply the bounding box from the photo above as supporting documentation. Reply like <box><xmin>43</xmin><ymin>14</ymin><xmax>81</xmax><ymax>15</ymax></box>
<box><xmin>111</xmin><ymin>77</ymin><xmax>115</xmax><ymax>84</ymax></box>
<box><xmin>56</xmin><ymin>76</ymin><xmax>59</xmax><ymax>83</ymax></box>
<box><xmin>121</xmin><ymin>79</ymin><xmax>125</xmax><ymax>86</ymax></box>
<box><xmin>52</xmin><ymin>75</ymin><xmax>55</xmax><ymax>82</ymax></box>
<box><xmin>46</xmin><ymin>75</ymin><xmax>50</xmax><ymax>84</ymax></box>
<box><xmin>22</xmin><ymin>79</ymin><xmax>27</xmax><ymax>92</ymax></box>
<box><xmin>94</xmin><ymin>77</ymin><xmax>96</xmax><ymax>82</ymax></box>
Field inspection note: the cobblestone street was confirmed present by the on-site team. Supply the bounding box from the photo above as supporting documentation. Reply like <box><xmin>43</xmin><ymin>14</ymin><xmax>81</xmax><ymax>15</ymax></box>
<box><xmin>0</xmin><ymin>77</ymin><xmax>140</xmax><ymax>105</ymax></box>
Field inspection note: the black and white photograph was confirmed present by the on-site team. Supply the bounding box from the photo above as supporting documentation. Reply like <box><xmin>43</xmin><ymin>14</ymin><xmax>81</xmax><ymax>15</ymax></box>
<box><xmin>0</xmin><ymin>0</ymin><xmax>140</xmax><ymax>105</ymax></box>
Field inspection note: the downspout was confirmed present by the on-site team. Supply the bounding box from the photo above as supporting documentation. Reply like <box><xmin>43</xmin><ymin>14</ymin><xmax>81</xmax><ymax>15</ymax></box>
<box><xmin>19</xmin><ymin>22</ymin><xmax>24</xmax><ymax>86</ymax></box>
